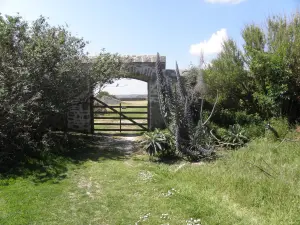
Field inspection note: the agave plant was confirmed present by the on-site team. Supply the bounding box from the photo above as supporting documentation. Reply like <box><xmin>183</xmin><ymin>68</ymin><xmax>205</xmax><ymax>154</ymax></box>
<box><xmin>140</xmin><ymin>129</ymin><xmax>167</xmax><ymax>156</ymax></box>
<box><xmin>223</xmin><ymin>124</ymin><xmax>249</xmax><ymax>146</ymax></box>
<box><xmin>140</xmin><ymin>129</ymin><xmax>176</xmax><ymax>157</ymax></box>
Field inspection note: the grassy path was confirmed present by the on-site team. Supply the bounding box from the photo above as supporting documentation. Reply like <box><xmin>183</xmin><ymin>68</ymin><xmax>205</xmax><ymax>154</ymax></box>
<box><xmin>0</xmin><ymin>136</ymin><xmax>300</xmax><ymax>224</ymax></box>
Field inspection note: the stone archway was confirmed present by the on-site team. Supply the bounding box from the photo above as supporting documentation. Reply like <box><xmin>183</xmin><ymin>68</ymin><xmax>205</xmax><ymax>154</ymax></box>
<box><xmin>124</xmin><ymin>55</ymin><xmax>176</xmax><ymax>130</ymax></box>
<box><xmin>67</xmin><ymin>55</ymin><xmax>176</xmax><ymax>133</ymax></box>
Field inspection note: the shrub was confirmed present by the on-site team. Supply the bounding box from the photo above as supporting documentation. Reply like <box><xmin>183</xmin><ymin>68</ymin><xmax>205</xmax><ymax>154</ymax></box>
<box><xmin>235</xmin><ymin>111</ymin><xmax>262</xmax><ymax>125</ymax></box>
<box><xmin>265</xmin><ymin>117</ymin><xmax>290</xmax><ymax>141</ymax></box>
<box><xmin>211</xmin><ymin>109</ymin><xmax>263</xmax><ymax>128</ymax></box>
<box><xmin>203</xmin><ymin>12</ymin><xmax>300</xmax><ymax>122</ymax></box>
<box><xmin>214</xmin><ymin>127</ymin><xmax>227</xmax><ymax>139</ymax></box>
<box><xmin>243</xmin><ymin>123</ymin><xmax>266</xmax><ymax>139</ymax></box>
<box><xmin>0</xmin><ymin>15</ymin><xmax>124</xmax><ymax>168</ymax></box>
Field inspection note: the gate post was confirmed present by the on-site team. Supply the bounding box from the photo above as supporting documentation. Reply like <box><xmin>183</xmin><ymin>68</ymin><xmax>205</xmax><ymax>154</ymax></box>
<box><xmin>90</xmin><ymin>96</ymin><xmax>94</xmax><ymax>134</ymax></box>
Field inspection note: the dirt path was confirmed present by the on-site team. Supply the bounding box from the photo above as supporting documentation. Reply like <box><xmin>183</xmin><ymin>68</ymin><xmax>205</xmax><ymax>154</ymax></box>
<box><xmin>92</xmin><ymin>135</ymin><xmax>141</xmax><ymax>156</ymax></box>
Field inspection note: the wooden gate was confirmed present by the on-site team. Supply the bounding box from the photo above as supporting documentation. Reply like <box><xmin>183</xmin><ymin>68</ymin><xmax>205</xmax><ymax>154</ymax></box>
<box><xmin>90</xmin><ymin>97</ymin><xmax>148</xmax><ymax>133</ymax></box>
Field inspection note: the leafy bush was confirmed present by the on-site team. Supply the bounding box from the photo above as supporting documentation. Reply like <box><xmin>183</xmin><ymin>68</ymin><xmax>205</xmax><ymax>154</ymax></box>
<box><xmin>203</xmin><ymin>12</ymin><xmax>300</xmax><ymax>122</ymax></box>
<box><xmin>265</xmin><ymin>117</ymin><xmax>290</xmax><ymax>141</ymax></box>
<box><xmin>140</xmin><ymin>129</ymin><xmax>175</xmax><ymax>158</ymax></box>
<box><xmin>243</xmin><ymin>123</ymin><xmax>265</xmax><ymax>139</ymax></box>
<box><xmin>213</xmin><ymin>126</ymin><xmax>227</xmax><ymax>139</ymax></box>
<box><xmin>0</xmin><ymin>15</ymin><xmax>124</xmax><ymax>168</ymax></box>
<box><xmin>211</xmin><ymin>109</ymin><xmax>263</xmax><ymax>128</ymax></box>
<box><xmin>96</xmin><ymin>91</ymin><xmax>115</xmax><ymax>99</ymax></box>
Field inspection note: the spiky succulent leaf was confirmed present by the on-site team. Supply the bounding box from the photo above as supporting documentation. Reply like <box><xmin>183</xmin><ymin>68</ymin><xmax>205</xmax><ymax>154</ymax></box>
<box><xmin>175</xmin><ymin>61</ymin><xmax>187</xmax><ymax>100</ymax></box>
<box><xmin>155</xmin><ymin>53</ymin><xmax>216</xmax><ymax>161</ymax></box>
<box><xmin>156</xmin><ymin>53</ymin><xmax>172</xmax><ymax>125</ymax></box>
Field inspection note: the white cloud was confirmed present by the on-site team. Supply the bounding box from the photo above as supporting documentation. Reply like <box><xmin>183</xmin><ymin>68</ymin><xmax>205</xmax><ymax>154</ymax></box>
<box><xmin>189</xmin><ymin>28</ymin><xmax>228</xmax><ymax>57</ymax></box>
<box><xmin>204</xmin><ymin>0</ymin><xmax>246</xmax><ymax>4</ymax></box>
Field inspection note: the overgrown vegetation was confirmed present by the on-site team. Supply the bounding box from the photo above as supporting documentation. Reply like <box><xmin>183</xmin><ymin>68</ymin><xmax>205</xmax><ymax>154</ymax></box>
<box><xmin>1</xmin><ymin>10</ymin><xmax>300</xmax><ymax>224</ymax></box>
<box><xmin>96</xmin><ymin>91</ymin><xmax>115</xmax><ymax>99</ymax></box>
<box><xmin>204</xmin><ymin>13</ymin><xmax>300</xmax><ymax>123</ymax></box>
<box><xmin>155</xmin><ymin>54</ymin><xmax>218</xmax><ymax>161</ymax></box>
<box><xmin>0</xmin><ymin>15</ymin><xmax>125</xmax><ymax>170</ymax></box>
<box><xmin>144</xmin><ymin>12</ymin><xmax>300</xmax><ymax>160</ymax></box>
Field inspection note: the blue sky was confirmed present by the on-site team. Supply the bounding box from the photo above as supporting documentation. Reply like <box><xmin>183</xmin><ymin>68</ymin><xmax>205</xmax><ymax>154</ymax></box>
<box><xmin>1</xmin><ymin>0</ymin><xmax>299</xmax><ymax>94</ymax></box>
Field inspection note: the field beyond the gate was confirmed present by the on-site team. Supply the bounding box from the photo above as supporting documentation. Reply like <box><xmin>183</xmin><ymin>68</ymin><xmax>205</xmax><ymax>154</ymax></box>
<box><xmin>94</xmin><ymin>100</ymin><xmax>148</xmax><ymax>134</ymax></box>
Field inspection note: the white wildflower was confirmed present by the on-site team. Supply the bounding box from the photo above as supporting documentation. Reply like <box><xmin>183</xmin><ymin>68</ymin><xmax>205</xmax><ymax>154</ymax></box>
<box><xmin>161</xmin><ymin>188</ymin><xmax>177</xmax><ymax>197</ymax></box>
<box><xmin>186</xmin><ymin>217</ymin><xmax>202</xmax><ymax>225</ymax></box>
<box><xmin>138</xmin><ymin>170</ymin><xmax>153</xmax><ymax>181</ymax></box>
<box><xmin>135</xmin><ymin>213</ymin><xmax>151</xmax><ymax>224</ymax></box>
<box><xmin>160</xmin><ymin>213</ymin><xmax>169</xmax><ymax>220</ymax></box>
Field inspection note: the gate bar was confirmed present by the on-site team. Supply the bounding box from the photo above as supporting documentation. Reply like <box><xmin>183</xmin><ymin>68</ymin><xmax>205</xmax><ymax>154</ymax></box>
<box><xmin>119</xmin><ymin>103</ymin><xmax>121</xmax><ymax>132</ymax></box>
<box><xmin>92</xmin><ymin>97</ymin><xmax>148</xmax><ymax>131</ymax></box>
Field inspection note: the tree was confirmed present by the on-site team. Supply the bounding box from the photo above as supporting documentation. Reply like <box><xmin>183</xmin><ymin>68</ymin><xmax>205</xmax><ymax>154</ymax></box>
<box><xmin>204</xmin><ymin>39</ymin><xmax>250</xmax><ymax>111</ymax></box>
<box><xmin>96</xmin><ymin>91</ymin><xmax>112</xmax><ymax>99</ymax></box>
<box><xmin>203</xmin><ymin>12</ymin><xmax>300</xmax><ymax>122</ymax></box>
<box><xmin>0</xmin><ymin>15</ymin><xmax>125</xmax><ymax>166</ymax></box>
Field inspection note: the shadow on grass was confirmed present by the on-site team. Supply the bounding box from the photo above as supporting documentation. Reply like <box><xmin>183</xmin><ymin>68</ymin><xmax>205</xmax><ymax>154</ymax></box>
<box><xmin>0</xmin><ymin>132</ymin><xmax>139</xmax><ymax>184</ymax></box>
<box><xmin>62</xmin><ymin>133</ymin><xmax>137</xmax><ymax>161</ymax></box>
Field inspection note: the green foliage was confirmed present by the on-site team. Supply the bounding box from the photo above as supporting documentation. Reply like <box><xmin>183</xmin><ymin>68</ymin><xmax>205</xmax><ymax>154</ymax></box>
<box><xmin>0</xmin><ymin>15</ymin><xmax>124</xmax><ymax>168</ymax></box>
<box><xmin>222</xmin><ymin>124</ymin><xmax>249</xmax><ymax>147</ymax></box>
<box><xmin>265</xmin><ymin>117</ymin><xmax>290</xmax><ymax>141</ymax></box>
<box><xmin>243</xmin><ymin>123</ymin><xmax>266</xmax><ymax>139</ymax></box>
<box><xmin>140</xmin><ymin>129</ymin><xmax>175</xmax><ymax>158</ymax></box>
<box><xmin>162</xmin><ymin>129</ymin><xmax>176</xmax><ymax>156</ymax></box>
<box><xmin>211</xmin><ymin>109</ymin><xmax>263</xmax><ymax>127</ymax></box>
<box><xmin>204</xmin><ymin>39</ymin><xmax>247</xmax><ymax>107</ymax></box>
<box><xmin>203</xmin><ymin>12</ymin><xmax>300</xmax><ymax>122</ymax></box>
<box><xmin>96</xmin><ymin>91</ymin><xmax>114</xmax><ymax>99</ymax></box>
<box><xmin>156</xmin><ymin>12</ymin><xmax>300</xmax><ymax>151</ymax></box>
<box><xmin>214</xmin><ymin>126</ymin><xmax>227</xmax><ymax>138</ymax></box>
<box><xmin>212</xmin><ymin>124</ymin><xmax>249</xmax><ymax>148</ymax></box>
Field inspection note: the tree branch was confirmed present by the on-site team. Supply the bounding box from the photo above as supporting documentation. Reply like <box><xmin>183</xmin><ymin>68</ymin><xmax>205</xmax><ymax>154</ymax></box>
<box><xmin>203</xmin><ymin>91</ymin><xmax>219</xmax><ymax>126</ymax></box>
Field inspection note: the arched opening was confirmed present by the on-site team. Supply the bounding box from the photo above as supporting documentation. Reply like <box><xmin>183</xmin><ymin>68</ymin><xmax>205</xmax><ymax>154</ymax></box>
<box><xmin>67</xmin><ymin>55</ymin><xmax>173</xmax><ymax>134</ymax></box>
<box><xmin>102</xmin><ymin>78</ymin><xmax>148</xmax><ymax>100</ymax></box>
<box><xmin>93</xmin><ymin>78</ymin><xmax>149</xmax><ymax>134</ymax></box>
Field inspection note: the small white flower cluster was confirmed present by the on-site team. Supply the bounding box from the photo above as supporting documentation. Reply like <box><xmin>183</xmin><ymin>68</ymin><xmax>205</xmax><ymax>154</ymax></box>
<box><xmin>160</xmin><ymin>213</ymin><xmax>169</xmax><ymax>220</ymax></box>
<box><xmin>162</xmin><ymin>188</ymin><xmax>177</xmax><ymax>197</ymax></box>
<box><xmin>186</xmin><ymin>218</ymin><xmax>202</xmax><ymax>225</ymax></box>
<box><xmin>138</xmin><ymin>170</ymin><xmax>153</xmax><ymax>181</ymax></box>
<box><xmin>135</xmin><ymin>213</ymin><xmax>151</xmax><ymax>224</ymax></box>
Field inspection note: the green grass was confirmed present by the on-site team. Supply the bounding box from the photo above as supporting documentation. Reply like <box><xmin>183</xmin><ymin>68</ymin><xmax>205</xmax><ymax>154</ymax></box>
<box><xmin>0</xmin><ymin>136</ymin><xmax>300</xmax><ymax>224</ymax></box>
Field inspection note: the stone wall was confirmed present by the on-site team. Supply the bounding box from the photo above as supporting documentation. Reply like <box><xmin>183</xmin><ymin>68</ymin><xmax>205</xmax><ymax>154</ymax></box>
<box><xmin>67</xmin><ymin>101</ymin><xmax>91</xmax><ymax>133</ymax></box>
<box><xmin>67</xmin><ymin>55</ymin><xmax>176</xmax><ymax>133</ymax></box>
